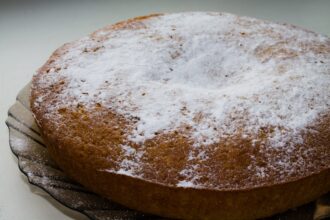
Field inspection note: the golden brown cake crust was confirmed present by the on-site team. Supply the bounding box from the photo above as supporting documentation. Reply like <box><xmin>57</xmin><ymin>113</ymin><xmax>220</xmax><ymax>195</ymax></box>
<box><xmin>31</xmin><ymin>12</ymin><xmax>330</xmax><ymax>219</ymax></box>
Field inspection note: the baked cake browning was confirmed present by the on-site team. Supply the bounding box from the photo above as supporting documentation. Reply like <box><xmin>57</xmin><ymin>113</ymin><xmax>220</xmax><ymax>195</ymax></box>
<box><xmin>31</xmin><ymin>12</ymin><xmax>330</xmax><ymax>219</ymax></box>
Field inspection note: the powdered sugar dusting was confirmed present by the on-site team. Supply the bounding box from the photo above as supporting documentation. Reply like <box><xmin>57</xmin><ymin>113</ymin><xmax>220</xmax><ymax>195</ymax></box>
<box><xmin>33</xmin><ymin>12</ymin><xmax>330</xmax><ymax>188</ymax></box>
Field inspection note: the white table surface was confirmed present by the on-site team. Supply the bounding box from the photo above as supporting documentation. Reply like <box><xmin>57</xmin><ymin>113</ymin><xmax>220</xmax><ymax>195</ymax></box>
<box><xmin>1</xmin><ymin>1</ymin><xmax>330</xmax><ymax>219</ymax></box>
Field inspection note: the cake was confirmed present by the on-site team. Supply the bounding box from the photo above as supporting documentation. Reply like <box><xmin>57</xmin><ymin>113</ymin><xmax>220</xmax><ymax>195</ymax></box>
<box><xmin>31</xmin><ymin>12</ymin><xmax>330</xmax><ymax>219</ymax></box>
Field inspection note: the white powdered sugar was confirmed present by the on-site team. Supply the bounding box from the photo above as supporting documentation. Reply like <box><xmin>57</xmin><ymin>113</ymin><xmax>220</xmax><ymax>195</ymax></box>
<box><xmin>34</xmin><ymin>12</ymin><xmax>330</xmax><ymax>186</ymax></box>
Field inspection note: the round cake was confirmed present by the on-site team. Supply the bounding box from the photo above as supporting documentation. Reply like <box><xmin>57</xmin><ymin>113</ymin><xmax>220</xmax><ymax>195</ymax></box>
<box><xmin>31</xmin><ymin>12</ymin><xmax>330</xmax><ymax>219</ymax></box>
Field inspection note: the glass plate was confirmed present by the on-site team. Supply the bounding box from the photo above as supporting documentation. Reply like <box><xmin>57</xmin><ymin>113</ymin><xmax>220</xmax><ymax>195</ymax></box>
<box><xmin>6</xmin><ymin>83</ymin><xmax>330</xmax><ymax>220</ymax></box>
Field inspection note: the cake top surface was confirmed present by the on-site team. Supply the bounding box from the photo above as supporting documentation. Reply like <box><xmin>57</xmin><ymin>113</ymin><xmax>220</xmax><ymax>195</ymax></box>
<box><xmin>32</xmin><ymin>12</ymin><xmax>330</xmax><ymax>189</ymax></box>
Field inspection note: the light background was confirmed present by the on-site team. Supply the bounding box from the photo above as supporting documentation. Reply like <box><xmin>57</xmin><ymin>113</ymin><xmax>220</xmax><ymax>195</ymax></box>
<box><xmin>1</xmin><ymin>1</ymin><xmax>330</xmax><ymax>219</ymax></box>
